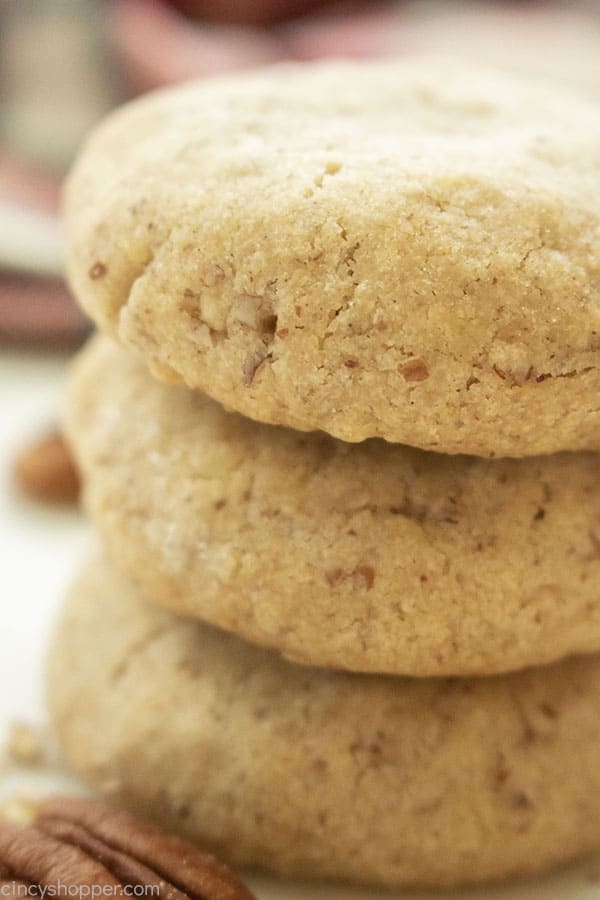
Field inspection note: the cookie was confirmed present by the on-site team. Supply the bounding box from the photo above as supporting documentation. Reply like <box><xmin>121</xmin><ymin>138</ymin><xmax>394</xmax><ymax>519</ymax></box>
<box><xmin>65</xmin><ymin>336</ymin><xmax>600</xmax><ymax>677</ymax></box>
<box><xmin>48</xmin><ymin>554</ymin><xmax>600</xmax><ymax>889</ymax></box>
<box><xmin>63</xmin><ymin>58</ymin><xmax>600</xmax><ymax>456</ymax></box>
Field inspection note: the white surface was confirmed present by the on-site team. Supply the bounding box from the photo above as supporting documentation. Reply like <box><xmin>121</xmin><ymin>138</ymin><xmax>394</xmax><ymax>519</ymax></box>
<box><xmin>0</xmin><ymin>348</ymin><xmax>90</xmax><ymax>730</ymax></box>
<box><xmin>0</xmin><ymin>201</ymin><xmax>63</xmax><ymax>278</ymax></box>
<box><xmin>0</xmin><ymin>348</ymin><xmax>599</xmax><ymax>900</ymax></box>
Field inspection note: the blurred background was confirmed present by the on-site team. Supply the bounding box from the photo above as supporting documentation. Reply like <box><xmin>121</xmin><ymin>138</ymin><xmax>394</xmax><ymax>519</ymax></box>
<box><xmin>3</xmin><ymin>0</ymin><xmax>600</xmax><ymax>506</ymax></box>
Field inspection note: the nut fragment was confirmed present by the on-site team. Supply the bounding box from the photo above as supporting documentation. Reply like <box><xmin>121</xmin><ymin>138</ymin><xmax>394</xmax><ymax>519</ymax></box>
<box><xmin>241</xmin><ymin>351</ymin><xmax>267</xmax><ymax>386</ymax></box>
<box><xmin>14</xmin><ymin>430</ymin><xmax>80</xmax><ymax>504</ymax></box>
<box><xmin>0</xmin><ymin>796</ymin><xmax>255</xmax><ymax>899</ymax></box>
<box><xmin>88</xmin><ymin>262</ymin><xmax>107</xmax><ymax>280</ymax></box>
<box><xmin>397</xmin><ymin>358</ymin><xmax>429</xmax><ymax>382</ymax></box>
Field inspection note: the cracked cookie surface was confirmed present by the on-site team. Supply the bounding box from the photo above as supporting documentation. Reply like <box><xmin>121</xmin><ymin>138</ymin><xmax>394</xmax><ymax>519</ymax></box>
<box><xmin>64</xmin><ymin>59</ymin><xmax>600</xmax><ymax>456</ymax></box>
<box><xmin>65</xmin><ymin>337</ymin><xmax>600</xmax><ymax>677</ymax></box>
<box><xmin>49</xmin><ymin>554</ymin><xmax>600</xmax><ymax>889</ymax></box>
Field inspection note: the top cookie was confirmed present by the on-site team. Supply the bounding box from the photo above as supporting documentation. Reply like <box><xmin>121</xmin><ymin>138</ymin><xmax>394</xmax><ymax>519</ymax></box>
<box><xmin>64</xmin><ymin>59</ymin><xmax>600</xmax><ymax>456</ymax></box>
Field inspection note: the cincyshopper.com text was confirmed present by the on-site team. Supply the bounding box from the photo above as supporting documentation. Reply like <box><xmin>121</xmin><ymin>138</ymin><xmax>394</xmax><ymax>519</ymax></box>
<box><xmin>0</xmin><ymin>885</ymin><xmax>160</xmax><ymax>899</ymax></box>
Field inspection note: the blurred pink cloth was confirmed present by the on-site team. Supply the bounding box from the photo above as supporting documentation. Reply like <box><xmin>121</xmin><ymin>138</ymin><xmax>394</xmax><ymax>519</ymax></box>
<box><xmin>110</xmin><ymin>0</ymin><xmax>395</xmax><ymax>90</ymax></box>
<box><xmin>109</xmin><ymin>0</ymin><xmax>600</xmax><ymax>98</ymax></box>
<box><xmin>0</xmin><ymin>154</ymin><xmax>60</xmax><ymax>213</ymax></box>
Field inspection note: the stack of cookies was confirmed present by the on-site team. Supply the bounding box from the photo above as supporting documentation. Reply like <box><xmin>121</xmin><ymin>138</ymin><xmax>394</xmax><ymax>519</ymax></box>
<box><xmin>49</xmin><ymin>59</ymin><xmax>600</xmax><ymax>890</ymax></box>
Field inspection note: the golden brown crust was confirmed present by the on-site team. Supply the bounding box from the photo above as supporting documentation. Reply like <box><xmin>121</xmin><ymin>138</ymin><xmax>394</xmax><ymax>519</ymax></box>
<box><xmin>65</xmin><ymin>337</ymin><xmax>600</xmax><ymax>677</ymax></box>
<box><xmin>48</xmin><ymin>554</ymin><xmax>600</xmax><ymax>889</ymax></box>
<box><xmin>64</xmin><ymin>59</ymin><xmax>600</xmax><ymax>455</ymax></box>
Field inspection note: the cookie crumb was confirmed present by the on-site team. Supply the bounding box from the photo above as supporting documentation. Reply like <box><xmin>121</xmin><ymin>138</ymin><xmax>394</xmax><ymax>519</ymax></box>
<box><xmin>0</xmin><ymin>794</ymin><xmax>38</xmax><ymax>825</ymax></box>
<box><xmin>5</xmin><ymin>722</ymin><xmax>46</xmax><ymax>768</ymax></box>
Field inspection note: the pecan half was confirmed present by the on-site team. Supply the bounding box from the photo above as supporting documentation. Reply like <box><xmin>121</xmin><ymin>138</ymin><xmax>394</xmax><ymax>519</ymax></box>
<box><xmin>13</xmin><ymin>430</ymin><xmax>80</xmax><ymax>504</ymax></box>
<box><xmin>0</xmin><ymin>796</ymin><xmax>255</xmax><ymax>900</ymax></box>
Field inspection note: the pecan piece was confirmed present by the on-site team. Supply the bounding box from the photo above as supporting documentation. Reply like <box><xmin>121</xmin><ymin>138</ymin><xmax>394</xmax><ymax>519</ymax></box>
<box><xmin>241</xmin><ymin>351</ymin><xmax>268</xmax><ymax>386</ymax></box>
<box><xmin>397</xmin><ymin>358</ymin><xmax>429</xmax><ymax>382</ymax></box>
<box><xmin>0</xmin><ymin>796</ymin><xmax>255</xmax><ymax>900</ymax></box>
<box><xmin>13</xmin><ymin>430</ymin><xmax>80</xmax><ymax>504</ymax></box>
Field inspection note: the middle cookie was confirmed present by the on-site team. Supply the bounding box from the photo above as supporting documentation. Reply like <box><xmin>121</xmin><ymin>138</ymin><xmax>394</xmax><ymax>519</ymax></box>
<box><xmin>66</xmin><ymin>336</ymin><xmax>600</xmax><ymax>677</ymax></box>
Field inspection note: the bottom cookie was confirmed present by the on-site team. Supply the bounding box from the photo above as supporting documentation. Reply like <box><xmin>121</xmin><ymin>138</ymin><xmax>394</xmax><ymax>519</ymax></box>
<box><xmin>48</xmin><ymin>556</ymin><xmax>600</xmax><ymax>889</ymax></box>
